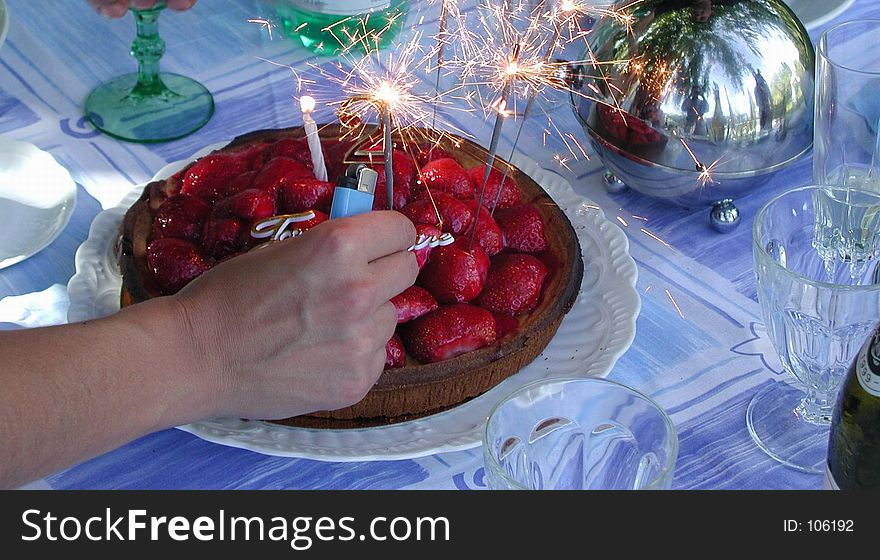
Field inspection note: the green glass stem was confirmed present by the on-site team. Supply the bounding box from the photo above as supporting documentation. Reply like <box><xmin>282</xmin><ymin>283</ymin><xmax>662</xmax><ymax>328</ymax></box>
<box><xmin>84</xmin><ymin>0</ymin><xmax>213</xmax><ymax>143</ymax></box>
<box><xmin>130</xmin><ymin>4</ymin><xmax>167</xmax><ymax>97</ymax></box>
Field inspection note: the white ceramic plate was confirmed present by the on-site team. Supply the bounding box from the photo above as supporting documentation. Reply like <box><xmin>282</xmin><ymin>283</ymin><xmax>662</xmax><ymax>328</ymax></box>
<box><xmin>0</xmin><ymin>0</ymin><xmax>8</xmax><ymax>51</ymax></box>
<box><xmin>785</xmin><ymin>0</ymin><xmax>855</xmax><ymax>29</ymax></box>
<box><xmin>67</xmin><ymin>145</ymin><xmax>640</xmax><ymax>461</ymax></box>
<box><xmin>0</xmin><ymin>138</ymin><xmax>77</xmax><ymax>269</ymax></box>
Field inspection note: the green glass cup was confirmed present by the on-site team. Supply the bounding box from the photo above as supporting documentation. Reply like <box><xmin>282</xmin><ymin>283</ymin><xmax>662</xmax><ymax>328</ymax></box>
<box><xmin>85</xmin><ymin>1</ymin><xmax>214</xmax><ymax>143</ymax></box>
<box><xmin>274</xmin><ymin>0</ymin><xmax>410</xmax><ymax>55</ymax></box>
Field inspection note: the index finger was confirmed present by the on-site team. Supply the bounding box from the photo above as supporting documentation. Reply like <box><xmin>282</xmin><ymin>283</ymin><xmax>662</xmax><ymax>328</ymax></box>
<box><xmin>333</xmin><ymin>211</ymin><xmax>416</xmax><ymax>263</ymax></box>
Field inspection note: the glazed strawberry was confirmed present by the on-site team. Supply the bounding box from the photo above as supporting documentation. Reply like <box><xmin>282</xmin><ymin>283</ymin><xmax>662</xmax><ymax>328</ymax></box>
<box><xmin>418</xmin><ymin>158</ymin><xmax>474</xmax><ymax>200</ymax></box>
<box><xmin>492</xmin><ymin>312</ymin><xmax>520</xmax><ymax>339</ymax></box>
<box><xmin>372</xmin><ymin>150</ymin><xmax>415</xmax><ymax>210</ymax></box>
<box><xmin>477</xmin><ymin>253</ymin><xmax>548</xmax><ymax>315</ymax></box>
<box><xmin>465</xmin><ymin>165</ymin><xmax>521</xmax><ymax>210</ymax></box>
<box><xmin>411</xmin><ymin>224</ymin><xmax>443</xmax><ymax>269</ymax></box>
<box><xmin>203</xmin><ymin>217</ymin><xmax>245</xmax><ymax>259</ymax></box>
<box><xmin>400</xmin><ymin>192</ymin><xmax>473</xmax><ymax>235</ymax></box>
<box><xmin>415</xmin><ymin>144</ymin><xmax>452</xmax><ymax>167</ymax></box>
<box><xmin>146</xmin><ymin>238</ymin><xmax>212</xmax><ymax>295</ymax></box>
<box><xmin>494</xmin><ymin>204</ymin><xmax>548</xmax><ymax>253</ymax></box>
<box><xmin>180</xmin><ymin>152</ymin><xmax>250</xmax><ymax>203</ymax></box>
<box><xmin>391</xmin><ymin>286</ymin><xmax>439</xmax><ymax>323</ymax></box>
<box><xmin>224</xmin><ymin>171</ymin><xmax>256</xmax><ymax>198</ymax></box>
<box><xmin>262</xmin><ymin>137</ymin><xmax>317</xmax><ymax>170</ymax></box>
<box><xmin>251</xmin><ymin>156</ymin><xmax>314</xmax><ymax>196</ymax></box>
<box><xmin>385</xmin><ymin>333</ymin><xmax>406</xmax><ymax>369</ymax></box>
<box><xmin>400</xmin><ymin>304</ymin><xmax>497</xmax><ymax>363</ymax></box>
<box><xmin>231</xmin><ymin>143</ymin><xmax>272</xmax><ymax>171</ymax></box>
<box><xmin>279</xmin><ymin>178</ymin><xmax>335</xmax><ymax>214</ymax></box>
<box><xmin>418</xmin><ymin>244</ymin><xmax>489</xmax><ymax>304</ymax></box>
<box><xmin>151</xmin><ymin>194</ymin><xmax>211</xmax><ymax>244</ymax></box>
<box><xmin>213</xmin><ymin>188</ymin><xmax>276</xmax><ymax>222</ymax></box>
<box><xmin>148</xmin><ymin>178</ymin><xmax>183</xmax><ymax>211</ymax></box>
<box><xmin>463</xmin><ymin>201</ymin><xmax>503</xmax><ymax>256</ymax></box>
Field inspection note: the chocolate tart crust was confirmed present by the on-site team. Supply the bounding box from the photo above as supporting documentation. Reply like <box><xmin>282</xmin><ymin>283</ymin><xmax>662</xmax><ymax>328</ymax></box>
<box><xmin>119</xmin><ymin>126</ymin><xmax>584</xmax><ymax>427</ymax></box>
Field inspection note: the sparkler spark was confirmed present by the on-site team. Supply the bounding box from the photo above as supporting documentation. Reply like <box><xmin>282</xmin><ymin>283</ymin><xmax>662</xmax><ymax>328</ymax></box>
<box><xmin>304</xmin><ymin>28</ymin><xmax>469</xmax><ymax>151</ymax></box>
<box><xmin>640</xmin><ymin>227</ymin><xmax>673</xmax><ymax>249</ymax></box>
<box><xmin>677</xmin><ymin>137</ymin><xmax>724</xmax><ymax>187</ymax></box>
<box><xmin>247</xmin><ymin>18</ymin><xmax>276</xmax><ymax>40</ymax></box>
<box><xmin>665</xmin><ymin>289</ymin><xmax>685</xmax><ymax>319</ymax></box>
<box><xmin>445</xmin><ymin>0</ymin><xmax>639</xmax><ymax>168</ymax></box>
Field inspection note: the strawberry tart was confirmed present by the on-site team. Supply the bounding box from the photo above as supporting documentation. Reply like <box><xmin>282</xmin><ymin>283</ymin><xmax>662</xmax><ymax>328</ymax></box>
<box><xmin>119</xmin><ymin>125</ymin><xmax>583</xmax><ymax>427</ymax></box>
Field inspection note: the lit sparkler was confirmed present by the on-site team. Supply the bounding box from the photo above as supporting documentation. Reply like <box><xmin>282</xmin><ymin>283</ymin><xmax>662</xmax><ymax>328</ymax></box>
<box><xmin>447</xmin><ymin>0</ymin><xmax>638</xmax><ymax>177</ymax></box>
<box><xmin>430</xmin><ymin>1</ymin><xmax>463</xmax><ymax>130</ymax></box>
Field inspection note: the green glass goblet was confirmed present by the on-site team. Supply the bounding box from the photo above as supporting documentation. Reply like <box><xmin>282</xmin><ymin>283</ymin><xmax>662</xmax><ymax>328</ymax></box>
<box><xmin>85</xmin><ymin>1</ymin><xmax>214</xmax><ymax>143</ymax></box>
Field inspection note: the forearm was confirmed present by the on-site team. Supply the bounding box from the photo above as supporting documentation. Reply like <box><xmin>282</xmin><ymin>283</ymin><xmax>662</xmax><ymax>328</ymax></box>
<box><xmin>0</xmin><ymin>298</ymin><xmax>212</xmax><ymax>488</ymax></box>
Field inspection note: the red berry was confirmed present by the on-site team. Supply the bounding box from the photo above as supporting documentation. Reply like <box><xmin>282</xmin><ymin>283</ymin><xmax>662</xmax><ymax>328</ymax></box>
<box><xmin>262</xmin><ymin>137</ymin><xmax>317</xmax><ymax>170</ymax></box>
<box><xmin>146</xmin><ymin>238</ymin><xmax>212</xmax><ymax>295</ymax></box>
<box><xmin>251</xmin><ymin>156</ymin><xmax>314</xmax><ymax>196</ymax></box>
<box><xmin>181</xmin><ymin>152</ymin><xmax>250</xmax><ymax>203</ymax></box>
<box><xmin>151</xmin><ymin>194</ymin><xmax>212</xmax><ymax>244</ymax></box>
<box><xmin>278</xmin><ymin>178</ymin><xmax>335</xmax><ymax>214</ymax></box>
<box><xmin>385</xmin><ymin>333</ymin><xmax>406</xmax><ymax>369</ymax></box>
<box><xmin>232</xmin><ymin>143</ymin><xmax>272</xmax><ymax>171</ymax></box>
<box><xmin>372</xmin><ymin>150</ymin><xmax>415</xmax><ymax>210</ymax></box>
<box><xmin>411</xmin><ymin>224</ymin><xmax>443</xmax><ymax>269</ymax></box>
<box><xmin>494</xmin><ymin>204</ymin><xmax>548</xmax><ymax>253</ymax></box>
<box><xmin>203</xmin><ymin>217</ymin><xmax>245</xmax><ymax>259</ymax></box>
<box><xmin>400</xmin><ymin>192</ymin><xmax>473</xmax><ymax>235</ymax></box>
<box><xmin>466</xmin><ymin>165</ymin><xmax>521</xmax><ymax>210</ymax></box>
<box><xmin>477</xmin><ymin>253</ymin><xmax>548</xmax><ymax>315</ymax></box>
<box><xmin>400</xmin><ymin>304</ymin><xmax>497</xmax><ymax>363</ymax></box>
<box><xmin>391</xmin><ymin>286</ymin><xmax>439</xmax><ymax>323</ymax></box>
<box><xmin>418</xmin><ymin>245</ymin><xmax>489</xmax><ymax>303</ymax></box>
<box><xmin>418</xmin><ymin>158</ymin><xmax>474</xmax><ymax>199</ymax></box>
<box><xmin>224</xmin><ymin>171</ymin><xmax>257</xmax><ymax>198</ymax></box>
<box><xmin>148</xmin><ymin>178</ymin><xmax>182</xmax><ymax>211</ymax></box>
<box><xmin>492</xmin><ymin>312</ymin><xmax>520</xmax><ymax>339</ymax></box>
<box><xmin>213</xmin><ymin>188</ymin><xmax>277</xmax><ymax>222</ymax></box>
<box><xmin>414</xmin><ymin>144</ymin><xmax>453</xmax><ymax>167</ymax></box>
<box><xmin>462</xmin><ymin>200</ymin><xmax>503</xmax><ymax>256</ymax></box>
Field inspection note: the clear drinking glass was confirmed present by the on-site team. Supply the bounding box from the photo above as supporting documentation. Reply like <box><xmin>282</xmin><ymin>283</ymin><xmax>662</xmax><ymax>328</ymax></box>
<box><xmin>748</xmin><ymin>185</ymin><xmax>880</xmax><ymax>474</ymax></box>
<box><xmin>814</xmin><ymin>20</ymin><xmax>880</xmax><ymax>190</ymax></box>
<box><xmin>85</xmin><ymin>1</ymin><xmax>214</xmax><ymax>143</ymax></box>
<box><xmin>483</xmin><ymin>378</ymin><xmax>678</xmax><ymax>490</ymax></box>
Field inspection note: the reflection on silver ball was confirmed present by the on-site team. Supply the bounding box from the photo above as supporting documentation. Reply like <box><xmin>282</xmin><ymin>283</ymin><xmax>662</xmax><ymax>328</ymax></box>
<box><xmin>571</xmin><ymin>0</ymin><xmax>814</xmax><ymax>213</ymax></box>
<box><xmin>710</xmin><ymin>199</ymin><xmax>740</xmax><ymax>233</ymax></box>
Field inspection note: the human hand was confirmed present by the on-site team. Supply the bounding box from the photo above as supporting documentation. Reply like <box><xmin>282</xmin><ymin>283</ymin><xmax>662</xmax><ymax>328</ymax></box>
<box><xmin>87</xmin><ymin>0</ymin><xmax>197</xmax><ymax>18</ymax></box>
<box><xmin>169</xmin><ymin>211</ymin><xmax>418</xmax><ymax>421</ymax></box>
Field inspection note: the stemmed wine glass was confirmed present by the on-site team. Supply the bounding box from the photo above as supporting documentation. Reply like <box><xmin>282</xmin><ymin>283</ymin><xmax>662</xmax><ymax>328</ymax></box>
<box><xmin>748</xmin><ymin>185</ymin><xmax>880</xmax><ymax>474</ymax></box>
<box><xmin>85</xmin><ymin>0</ymin><xmax>214</xmax><ymax>143</ymax></box>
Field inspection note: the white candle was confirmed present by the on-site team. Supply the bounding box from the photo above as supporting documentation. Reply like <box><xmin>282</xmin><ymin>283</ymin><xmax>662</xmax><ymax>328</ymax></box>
<box><xmin>300</xmin><ymin>96</ymin><xmax>328</xmax><ymax>182</ymax></box>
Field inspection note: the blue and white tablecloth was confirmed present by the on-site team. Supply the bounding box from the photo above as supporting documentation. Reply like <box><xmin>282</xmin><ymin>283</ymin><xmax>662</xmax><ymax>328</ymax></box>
<box><xmin>1</xmin><ymin>0</ymin><xmax>872</xmax><ymax>490</ymax></box>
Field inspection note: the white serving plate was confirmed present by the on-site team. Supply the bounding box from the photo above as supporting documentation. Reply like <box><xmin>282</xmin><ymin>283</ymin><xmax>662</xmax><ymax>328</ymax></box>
<box><xmin>67</xmin><ymin>144</ymin><xmax>640</xmax><ymax>461</ymax></box>
<box><xmin>0</xmin><ymin>138</ymin><xmax>77</xmax><ymax>269</ymax></box>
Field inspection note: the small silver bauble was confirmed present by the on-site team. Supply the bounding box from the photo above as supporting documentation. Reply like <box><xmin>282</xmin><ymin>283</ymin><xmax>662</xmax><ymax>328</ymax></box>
<box><xmin>569</xmin><ymin>0</ymin><xmax>815</xmax><ymax>232</ymax></box>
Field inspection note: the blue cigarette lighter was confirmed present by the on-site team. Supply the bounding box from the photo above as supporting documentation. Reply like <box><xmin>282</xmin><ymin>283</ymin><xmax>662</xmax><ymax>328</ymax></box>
<box><xmin>329</xmin><ymin>164</ymin><xmax>378</xmax><ymax>219</ymax></box>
